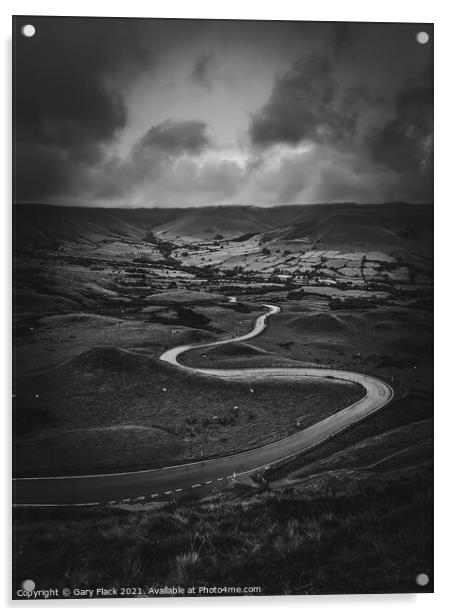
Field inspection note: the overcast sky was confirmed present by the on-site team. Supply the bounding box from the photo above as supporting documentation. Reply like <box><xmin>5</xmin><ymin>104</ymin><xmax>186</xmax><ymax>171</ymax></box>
<box><xmin>14</xmin><ymin>17</ymin><xmax>433</xmax><ymax>207</ymax></box>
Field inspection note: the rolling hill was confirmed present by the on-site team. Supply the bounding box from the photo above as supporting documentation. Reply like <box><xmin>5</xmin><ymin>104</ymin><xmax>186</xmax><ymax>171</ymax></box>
<box><xmin>153</xmin><ymin>205</ymin><xmax>300</xmax><ymax>240</ymax></box>
<box><xmin>13</xmin><ymin>204</ymin><xmax>184</xmax><ymax>250</ymax></box>
<box><xmin>268</xmin><ymin>202</ymin><xmax>433</xmax><ymax>253</ymax></box>
<box><xmin>13</xmin><ymin>202</ymin><xmax>433</xmax><ymax>254</ymax></box>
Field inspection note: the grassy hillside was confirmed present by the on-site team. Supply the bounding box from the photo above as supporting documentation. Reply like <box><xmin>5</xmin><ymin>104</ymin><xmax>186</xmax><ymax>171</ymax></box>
<box><xmin>14</xmin><ymin>202</ymin><xmax>433</xmax><ymax>253</ymax></box>
<box><xmin>13</xmin><ymin>368</ymin><xmax>433</xmax><ymax>596</ymax></box>
<box><xmin>13</xmin><ymin>453</ymin><xmax>432</xmax><ymax>595</ymax></box>
<box><xmin>14</xmin><ymin>346</ymin><xmax>363</xmax><ymax>476</ymax></box>
<box><xmin>13</xmin><ymin>204</ymin><xmax>184</xmax><ymax>250</ymax></box>
<box><xmin>272</xmin><ymin>202</ymin><xmax>433</xmax><ymax>254</ymax></box>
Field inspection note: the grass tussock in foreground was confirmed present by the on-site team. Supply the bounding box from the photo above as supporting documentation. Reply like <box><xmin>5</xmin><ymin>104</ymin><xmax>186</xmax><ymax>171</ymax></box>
<box><xmin>13</xmin><ymin>461</ymin><xmax>432</xmax><ymax>596</ymax></box>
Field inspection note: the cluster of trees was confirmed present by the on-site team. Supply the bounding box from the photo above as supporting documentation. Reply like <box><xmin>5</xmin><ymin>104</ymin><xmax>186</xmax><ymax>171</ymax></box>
<box><xmin>144</xmin><ymin>231</ymin><xmax>177</xmax><ymax>259</ymax></box>
<box><xmin>194</xmin><ymin>264</ymin><xmax>218</xmax><ymax>278</ymax></box>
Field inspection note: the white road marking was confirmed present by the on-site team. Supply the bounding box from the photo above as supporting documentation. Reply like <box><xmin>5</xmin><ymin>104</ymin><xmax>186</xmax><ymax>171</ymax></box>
<box><xmin>191</xmin><ymin>484</ymin><xmax>201</xmax><ymax>488</ymax></box>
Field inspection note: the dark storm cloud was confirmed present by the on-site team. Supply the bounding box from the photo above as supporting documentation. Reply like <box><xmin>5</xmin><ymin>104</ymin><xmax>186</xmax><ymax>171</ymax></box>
<box><xmin>331</xmin><ymin>22</ymin><xmax>352</xmax><ymax>56</ymax></box>
<box><xmin>92</xmin><ymin>118</ymin><xmax>217</xmax><ymax>203</ymax></box>
<box><xmin>248</xmin><ymin>27</ymin><xmax>433</xmax><ymax>204</ymax></box>
<box><xmin>249</xmin><ymin>53</ymin><xmax>356</xmax><ymax>148</ymax></box>
<box><xmin>135</xmin><ymin>119</ymin><xmax>211</xmax><ymax>156</ymax></box>
<box><xmin>13</xmin><ymin>18</ymin><xmax>433</xmax><ymax>206</ymax></box>
<box><xmin>368</xmin><ymin>71</ymin><xmax>433</xmax><ymax>172</ymax></box>
<box><xmin>13</xmin><ymin>16</ymin><xmax>152</xmax><ymax>201</ymax></box>
<box><xmin>14</xmin><ymin>143</ymin><xmax>72</xmax><ymax>201</ymax></box>
<box><xmin>191</xmin><ymin>54</ymin><xmax>215</xmax><ymax>90</ymax></box>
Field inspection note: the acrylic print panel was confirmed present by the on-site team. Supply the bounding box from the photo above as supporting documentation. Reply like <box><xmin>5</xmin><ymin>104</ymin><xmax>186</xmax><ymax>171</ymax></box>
<box><xmin>12</xmin><ymin>16</ymin><xmax>433</xmax><ymax>599</ymax></box>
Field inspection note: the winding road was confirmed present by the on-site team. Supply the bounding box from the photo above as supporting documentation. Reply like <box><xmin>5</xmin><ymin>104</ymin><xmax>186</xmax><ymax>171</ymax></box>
<box><xmin>13</xmin><ymin>304</ymin><xmax>394</xmax><ymax>506</ymax></box>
